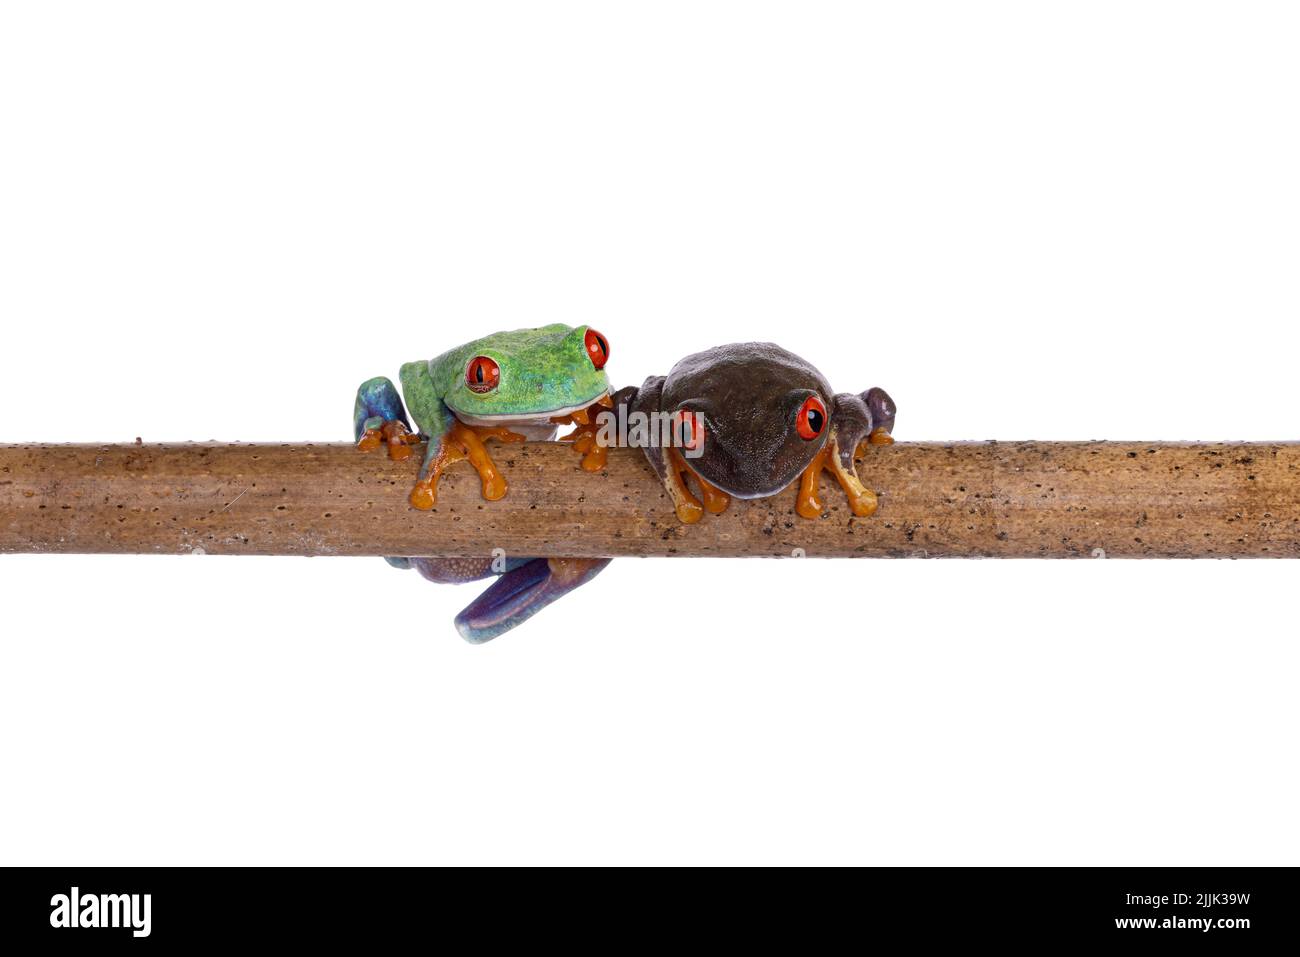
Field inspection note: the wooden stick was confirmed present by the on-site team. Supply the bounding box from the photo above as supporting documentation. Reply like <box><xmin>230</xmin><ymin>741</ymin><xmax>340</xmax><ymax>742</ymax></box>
<box><xmin>1</xmin><ymin>441</ymin><xmax>1297</xmax><ymax>558</ymax></box>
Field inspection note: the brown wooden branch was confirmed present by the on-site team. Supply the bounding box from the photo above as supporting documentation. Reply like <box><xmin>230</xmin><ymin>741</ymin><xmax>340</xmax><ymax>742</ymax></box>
<box><xmin>1</xmin><ymin>441</ymin><xmax>1297</xmax><ymax>558</ymax></box>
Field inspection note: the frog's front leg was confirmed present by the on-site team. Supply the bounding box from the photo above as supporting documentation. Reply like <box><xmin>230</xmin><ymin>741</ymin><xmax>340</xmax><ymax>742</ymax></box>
<box><xmin>398</xmin><ymin>361</ymin><xmax>526</xmax><ymax>510</ymax></box>
<box><xmin>795</xmin><ymin>433</ymin><xmax>878</xmax><ymax>519</ymax></box>
<box><xmin>409</xmin><ymin>419</ymin><xmax>527</xmax><ymax>509</ymax></box>
<box><xmin>553</xmin><ymin>394</ymin><xmax>615</xmax><ymax>472</ymax></box>
<box><xmin>796</xmin><ymin>387</ymin><xmax>897</xmax><ymax>519</ymax></box>
<box><xmin>354</xmin><ymin>377</ymin><xmax>422</xmax><ymax>460</ymax></box>
<box><xmin>614</xmin><ymin>379</ymin><xmax>707</xmax><ymax>524</ymax></box>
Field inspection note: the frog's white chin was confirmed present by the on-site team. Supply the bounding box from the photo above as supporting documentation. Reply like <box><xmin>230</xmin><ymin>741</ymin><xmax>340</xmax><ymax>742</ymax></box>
<box><xmin>728</xmin><ymin>487</ymin><xmax>785</xmax><ymax>500</ymax></box>
<box><xmin>453</xmin><ymin>393</ymin><xmax>609</xmax><ymax>441</ymax></box>
<box><xmin>681</xmin><ymin>462</ymin><xmax>791</xmax><ymax>500</ymax></box>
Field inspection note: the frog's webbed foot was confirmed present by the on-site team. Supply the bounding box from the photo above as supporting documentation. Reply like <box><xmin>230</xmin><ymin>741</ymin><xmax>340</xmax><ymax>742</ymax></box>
<box><xmin>795</xmin><ymin>434</ymin><xmax>879</xmax><ymax>519</ymax></box>
<box><xmin>677</xmin><ymin>448</ymin><xmax>731</xmax><ymax>520</ymax></box>
<box><xmin>354</xmin><ymin>377</ymin><xmax>422</xmax><ymax>460</ymax></box>
<box><xmin>409</xmin><ymin>419</ymin><xmax>527</xmax><ymax>510</ymax></box>
<box><xmin>358</xmin><ymin>419</ymin><xmax>422</xmax><ymax>460</ymax></box>
<box><xmin>692</xmin><ymin>466</ymin><xmax>731</xmax><ymax>515</ymax></box>
<box><xmin>453</xmin><ymin>556</ymin><xmax>611</xmax><ymax>644</ymax></box>
<box><xmin>554</xmin><ymin>394</ymin><xmax>615</xmax><ymax>472</ymax></box>
<box><xmin>635</xmin><ymin>445</ymin><xmax>731</xmax><ymax>525</ymax></box>
<box><xmin>795</xmin><ymin>386</ymin><xmax>897</xmax><ymax>519</ymax></box>
<box><xmin>661</xmin><ymin>446</ymin><xmax>706</xmax><ymax>523</ymax></box>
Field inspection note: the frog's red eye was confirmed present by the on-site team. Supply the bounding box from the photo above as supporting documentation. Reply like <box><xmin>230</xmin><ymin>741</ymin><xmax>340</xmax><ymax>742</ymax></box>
<box><xmin>796</xmin><ymin>395</ymin><xmax>826</xmax><ymax>440</ymax></box>
<box><xmin>675</xmin><ymin>410</ymin><xmax>704</xmax><ymax>452</ymax></box>
<box><xmin>466</xmin><ymin>356</ymin><xmax>500</xmax><ymax>393</ymax></box>
<box><xmin>584</xmin><ymin>328</ymin><xmax>610</xmax><ymax>369</ymax></box>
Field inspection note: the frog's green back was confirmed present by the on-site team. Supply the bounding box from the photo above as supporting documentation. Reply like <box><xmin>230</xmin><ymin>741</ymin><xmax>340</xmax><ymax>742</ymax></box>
<box><xmin>425</xmin><ymin>323</ymin><xmax>610</xmax><ymax>418</ymax></box>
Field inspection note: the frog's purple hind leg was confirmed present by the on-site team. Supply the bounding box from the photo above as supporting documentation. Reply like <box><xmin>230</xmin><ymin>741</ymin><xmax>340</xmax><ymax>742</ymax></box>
<box><xmin>396</xmin><ymin>556</ymin><xmax>609</xmax><ymax>643</ymax></box>
<box><xmin>409</xmin><ymin>556</ymin><xmax>498</xmax><ymax>584</ymax></box>
<box><xmin>829</xmin><ymin>386</ymin><xmax>897</xmax><ymax>470</ymax></box>
<box><xmin>864</xmin><ymin>387</ymin><xmax>896</xmax><ymax>444</ymax></box>
<box><xmin>384</xmin><ymin>550</ymin><xmax>497</xmax><ymax>581</ymax></box>
<box><xmin>451</xmin><ymin>557</ymin><xmax>612</xmax><ymax>644</ymax></box>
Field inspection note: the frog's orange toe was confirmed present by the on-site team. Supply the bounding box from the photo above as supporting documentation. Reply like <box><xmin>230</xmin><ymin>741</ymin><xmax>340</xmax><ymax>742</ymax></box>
<box><xmin>481</xmin><ymin>475</ymin><xmax>509</xmax><ymax>501</ymax></box>
<box><xmin>409</xmin><ymin>482</ymin><xmax>436</xmax><ymax>511</ymax></box>
<box><xmin>802</xmin><ymin>434</ymin><xmax>882</xmax><ymax>519</ymax></box>
<box><xmin>559</xmin><ymin>399</ymin><xmax>612</xmax><ymax>474</ymax></box>
<box><xmin>676</xmin><ymin>499</ymin><xmax>705</xmax><ymax>524</ymax></box>
<box><xmin>796</xmin><ymin>453</ymin><xmax>827</xmax><ymax>519</ymax></box>
<box><xmin>362</xmin><ymin>420</ymin><xmax>421</xmax><ymax>460</ymax></box>
<box><xmin>796</xmin><ymin>494</ymin><xmax>824</xmax><ymax>520</ymax></box>
<box><xmin>696</xmin><ymin>476</ymin><xmax>731</xmax><ymax>515</ymax></box>
<box><xmin>847</xmin><ymin>488</ymin><xmax>879</xmax><ymax>517</ymax></box>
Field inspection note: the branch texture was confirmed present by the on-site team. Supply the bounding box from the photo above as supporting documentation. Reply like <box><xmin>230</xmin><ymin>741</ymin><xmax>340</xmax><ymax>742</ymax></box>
<box><xmin>1</xmin><ymin>441</ymin><xmax>1297</xmax><ymax>558</ymax></box>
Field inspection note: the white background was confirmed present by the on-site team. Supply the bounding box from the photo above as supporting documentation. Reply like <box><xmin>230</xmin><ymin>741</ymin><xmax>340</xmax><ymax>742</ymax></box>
<box><xmin>1</xmin><ymin>2</ymin><xmax>1297</xmax><ymax>865</ymax></box>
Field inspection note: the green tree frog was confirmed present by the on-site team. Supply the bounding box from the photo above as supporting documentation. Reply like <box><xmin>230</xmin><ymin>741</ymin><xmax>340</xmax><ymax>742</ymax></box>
<box><xmin>353</xmin><ymin>323</ymin><xmax>613</xmax><ymax>642</ymax></box>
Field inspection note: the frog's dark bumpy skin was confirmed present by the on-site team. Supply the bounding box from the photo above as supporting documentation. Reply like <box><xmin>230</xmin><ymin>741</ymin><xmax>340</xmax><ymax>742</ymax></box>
<box><xmin>352</xmin><ymin>380</ymin><xmax>609</xmax><ymax>643</ymax></box>
<box><xmin>611</xmin><ymin>377</ymin><xmax>671</xmax><ymax>492</ymax></box>
<box><xmin>865</xmin><ymin>387</ymin><xmax>897</xmax><ymax>436</ymax></box>
<box><xmin>614</xmin><ymin>342</ymin><xmax>896</xmax><ymax>522</ymax></box>
<box><xmin>661</xmin><ymin>343</ymin><xmax>836</xmax><ymax>498</ymax></box>
<box><xmin>828</xmin><ymin>386</ymin><xmax>895</xmax><ymax>469</ymax></box>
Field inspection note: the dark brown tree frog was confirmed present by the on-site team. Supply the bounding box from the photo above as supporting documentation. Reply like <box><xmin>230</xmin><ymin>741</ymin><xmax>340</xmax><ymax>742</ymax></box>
<box><xmin>610</xmin><ymin>342</ymin><xmax>895</xmax><ymax>523</ymax></box>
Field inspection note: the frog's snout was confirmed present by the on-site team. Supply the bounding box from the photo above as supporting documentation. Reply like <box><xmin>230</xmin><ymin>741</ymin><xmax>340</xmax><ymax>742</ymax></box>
<box><xmin>686</xmin><ymin>436</ymin><xmax>805</xmax><ymax>500</ymax></box>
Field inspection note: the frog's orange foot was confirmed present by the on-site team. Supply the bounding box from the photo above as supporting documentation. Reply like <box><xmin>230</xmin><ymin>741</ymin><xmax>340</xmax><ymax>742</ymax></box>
<box><xmin>672</xmin><ymin>489</ymin><xmax>705</xmax><ymax>524</ymax></box>
<box><xmin>868</xmin><ymin>426</ymin><xmax>894</xmax><ymax>446</ymax></box>
<box><xmin>559</xmin><ymin>423</ymin><xmax>608</xmax><ymax>472</ymax></box>
<box><xmin>555</xmin><ymin>396</ymin><xmax>614</xmax><ymax>472</ymax></box>
<box><xmin>467</xmin><ymin>425</ymin><xmax>527</xmax><ymax>446</ymax></box>
<box><xmin>408</xmin><ymin>419</ymin><xmax>526</xmax><ymax>510</ymax></box>
<box><xmin>694</xmin><ymin>470</ymin><xmax>731</xmax><ymax>515</ymax></box>
<box><xmin>796</xmin><ymin>435</ymin><xmax>880</xmax><ymax>519</ymax></box>
<box><xmin>651</xmin><ymin>447</ymin><xmax>732</xmax><ymax>524</ymax></box>
<box><xmin>658</xmin><ymin>447</ymin><xmax>730</xmax><ymax>524</ymax></box>
<box><xmin>409</xmin><ymin>476</ymin><xmax>438</xmax><ymax>511</ymax></box>
<box><xmin>358</xmin><ymin>419</ymin><xmax>422</xmax><ymax>461</ymax></box>
<box><xmin>457</xmin><ymin>421</ymin><xmax>526</xmax><ymax>500</ymax></box>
